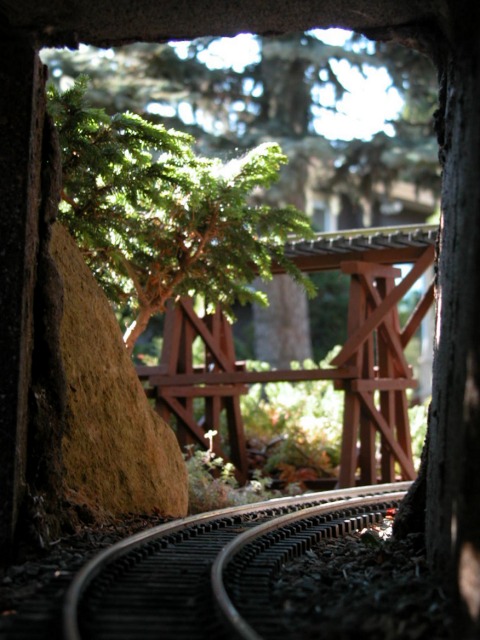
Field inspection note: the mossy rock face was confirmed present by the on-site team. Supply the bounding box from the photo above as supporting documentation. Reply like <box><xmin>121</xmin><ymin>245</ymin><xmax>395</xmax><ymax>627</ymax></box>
<box><xmin>51</xmin><ymin>222</ymin><xmax>188</xmax><ymax>519</ymax></box>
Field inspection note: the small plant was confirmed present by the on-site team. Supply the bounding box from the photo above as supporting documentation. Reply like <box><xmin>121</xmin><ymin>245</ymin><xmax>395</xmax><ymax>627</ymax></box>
<box><xmin>185</xmin><ymin>447</ymin><xmax>236</xmax><ymax>514</ymax></box>
<box><xmin>184</xmin><ymin>431</ymin><xmax>282</xmax><ymax>514</ymax></box>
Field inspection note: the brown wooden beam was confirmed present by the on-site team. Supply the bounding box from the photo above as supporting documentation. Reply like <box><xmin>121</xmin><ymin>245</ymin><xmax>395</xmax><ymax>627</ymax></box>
<box><xmin>338</xmin><ymin>394</ymin><xmax>361</xmax><ymax>488</ymax></box>
<box><xmin>147</xmin><ymin>366</ymin><xmax>358</xmax><ymax>387</ymax></box>
<box><xmin>331</xmin><ymin>245</ymin><xmax>435</xmax><ymax>368</ymax></box>
<box><xmin>180</xmin><ymin>299</ymin><xmax>235</xmax><ymax>372</ymax></box>
<box><xmin>358</xmin><ymin>390</ymin><xmax>416</xmax><ymax>479</ymax></box>
<box><xmin>351</xmin><ymin>378</ymin><xmax>418</xmax><ymax>391</ymax></box>
<box><xmin>271</xmin><ymin>245</ymin><xmax>433</xmax><ymax>274</ymax></box>
<box><xmin>137</xmin><ymin>364</ymin><xmax>168</xmax><ymax>379</ymax></box>
<box><xmin>157</xmin><ymin>385</ymin><xmax>249</xmax><ymax>397</ymax></box>
<box><xmin>401</xmin><ymin>279</ymin><xmax>435</xmax><ymax>348</ymax></box>
<box><xmin>341</xmin><ymin>261</ymin><xmax>402</xmax><ymax>278</ymax></box>
<box><xmin>160</xmin><ymin>395</ymin><xmax>227</xmax><ymax>459</ymax></box>
<box><xmin>137</xmin><ymin>362</ymin><xmax>246</xmax><ymax>380</ymax></box>
<box><xmin>159</xmin><ymin>304</ymin><xmax>183</xmax><ymax>374</ymax></box>
<box><xmin>359</xmin><ymin>271</ymin><xmax>412</xmax><ymax>378</ymax></box>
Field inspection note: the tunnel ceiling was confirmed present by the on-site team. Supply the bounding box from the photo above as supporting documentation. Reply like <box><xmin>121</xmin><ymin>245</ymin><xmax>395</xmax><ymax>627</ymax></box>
<box><xmin>1</xmin><ymin>0</ymin><xmax>448</xmax><ymax>48</ymax></box>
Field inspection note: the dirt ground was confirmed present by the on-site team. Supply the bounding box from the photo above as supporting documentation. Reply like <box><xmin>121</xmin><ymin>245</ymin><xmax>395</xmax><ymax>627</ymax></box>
<box><xmin>270</xmin><ymin>519</ymin><xmax>454</xmax><ymax>639</ymax></box>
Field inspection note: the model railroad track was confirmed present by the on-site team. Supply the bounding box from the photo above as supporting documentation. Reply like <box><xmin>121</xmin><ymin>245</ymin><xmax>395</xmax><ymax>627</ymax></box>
<box><xmin>63</xmin><ymin>482</ymin><xmax>410</xmax><ymax>640</ymax></box>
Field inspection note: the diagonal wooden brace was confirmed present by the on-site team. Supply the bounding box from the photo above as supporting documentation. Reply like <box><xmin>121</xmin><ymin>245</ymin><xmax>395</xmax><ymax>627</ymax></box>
<box><xmin>331</xmin><ymin>245</ymin><xmax>435</xmax><ymax>368</ymax></box>
<box><xmin>401</xmin><ymin>279</ymin><xmax>435</xmax><ymax>348</ymax></box>
<box><xmin>359</xmin><ymin>272</ymin><xmax>412</xmax><ymax>378</ymax></box>
<box><xmin>180</xmin><ymin>299</ymin><xmax>234</xmax><ymax>372</ymax></box>
<box><xmin>160</xmin><ymin>394</ymin><xmax>227</xmax><ymax>458</ymax></box>
<box><xmin>358</xmin><ymin>390</ymin><xmax>416</xmax><ymax>479</ymax></box>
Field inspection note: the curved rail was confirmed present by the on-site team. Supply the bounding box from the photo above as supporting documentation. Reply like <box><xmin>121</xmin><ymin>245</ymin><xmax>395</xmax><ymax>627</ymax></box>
<box><xmin>211</xmin><ymin>491</ymin><xmax>406</xmax><ymax>640</ymax></box>
<box><xmin>63</xmin><ymin>482</ymin><xmax>411</xmax><ymax>640</ymax></box>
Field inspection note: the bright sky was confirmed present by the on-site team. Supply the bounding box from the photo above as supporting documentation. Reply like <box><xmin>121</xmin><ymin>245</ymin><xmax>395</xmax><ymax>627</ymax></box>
<box><xmin>171</xmin><ymin>28</ymin><xmax>403</xmax><ymax>142</ymax></box>
<box><xmin>312</xmin><ymin>60</ymin><xmax>403</xmax><ymax>140</ymax></box>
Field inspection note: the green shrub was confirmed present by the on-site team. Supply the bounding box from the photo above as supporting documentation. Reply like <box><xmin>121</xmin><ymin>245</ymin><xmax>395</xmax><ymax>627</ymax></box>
<box><xmin>240</xmin><ymin>351</ymin><xmax>344</xmax><ymax>484</ymax></box>
<box><xmin>240</xmin><ymin>353</ymin><xmax>429</xmax><ymax>485</ymax></box>
<box><xmin>184</xmin><ymin>443</ymin><xmax>283</xmax><ymax>514</ymax></box>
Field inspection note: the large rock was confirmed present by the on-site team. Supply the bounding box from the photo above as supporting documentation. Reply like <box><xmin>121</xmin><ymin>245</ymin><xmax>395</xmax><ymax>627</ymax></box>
<box><xmin>50</xmin><ymin>222</ymin><xmax>188</xmax><ymax>518</ymax></box>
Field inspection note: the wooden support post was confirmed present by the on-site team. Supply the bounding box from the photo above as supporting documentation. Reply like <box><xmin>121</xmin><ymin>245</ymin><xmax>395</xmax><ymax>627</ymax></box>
<box><xmin>377</xmin><ymin>275</ymin><xmax>398</xmax><ymax>482</ymax></box>
<box><xmin>152</xmin><ymin>299</ymin><xmax>249</xmax><ymax>483</ymax></box>
<box><xmin>338</xmin><ymin>390</ymin><xmax>361</xmax><ymax>487</ymax></box>
<box><xmin>338</xmin><ymin>273</ymin><xmax>366</xmax><ymax>487</ymax></box>
<box><xmin>218</xmin><ymin>312</ymin><xmax>248</xmax><ymax>483</ymax></box>
<box><xmin>338</xmin><ymin>261</ymin><xmax>419</xmax><ymax>486</ymax></box>
<box><xmin>358</xmin><ymin>332</ymin><xmax>377</xmax><ymax>485</ymax></box>
<box><xmin>394</xmin><ymin>388</ymin><xmax>414</xmax><ymax>479</ymax></box>
<box><xmin>204</xmin><ymin>307</ymin><xmax>222</xmax><ymax>434</ymax></box>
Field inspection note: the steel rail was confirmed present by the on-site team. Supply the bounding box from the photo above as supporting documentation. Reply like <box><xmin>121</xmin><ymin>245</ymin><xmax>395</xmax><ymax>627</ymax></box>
<box><xmin>63</xmin><ymin>481</ymin><xmax>411</xmax><ymax>640</ymax></box>
<box><xmin>211</xmin><ymin>490</ymin><xmax>407</xmax><ymax>640</ymax></box>
<box><xmin>285</xmin><ymin>223</ymin><xmax>438</xmax><ymax>245</ymax></box>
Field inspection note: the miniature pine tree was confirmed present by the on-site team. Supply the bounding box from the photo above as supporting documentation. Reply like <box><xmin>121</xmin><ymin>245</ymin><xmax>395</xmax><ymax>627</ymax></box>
<box><xmin>48</xmin><ymin>77</ymin><xmax>315</xmax><ymax>353</ymax></box>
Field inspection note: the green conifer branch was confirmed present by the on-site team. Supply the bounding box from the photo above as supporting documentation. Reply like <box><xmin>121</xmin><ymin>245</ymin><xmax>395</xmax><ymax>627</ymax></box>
<box><xmin>48</xmin><ymin>77</ymin><xmax>315</xmax><ymax>354</ymax></box>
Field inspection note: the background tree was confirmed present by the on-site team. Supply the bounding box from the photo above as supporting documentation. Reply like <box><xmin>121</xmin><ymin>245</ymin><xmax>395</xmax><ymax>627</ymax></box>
<box><xmin>41</xmin><ymin>30</ymin><xmax>440</xmax><ymax>363</ymax></box>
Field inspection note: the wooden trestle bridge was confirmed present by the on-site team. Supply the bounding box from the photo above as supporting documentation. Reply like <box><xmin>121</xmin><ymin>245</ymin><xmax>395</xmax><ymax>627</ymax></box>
<box><xmin>137</xmin><ymin>224</ymin><xmax>437</xmax><ymax>488</ymax></box>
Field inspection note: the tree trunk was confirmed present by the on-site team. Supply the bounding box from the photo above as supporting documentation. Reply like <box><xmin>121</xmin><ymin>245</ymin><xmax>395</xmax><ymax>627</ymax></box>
<box><xmin>123</xmin><ymin>306</ymin><xmax>156</xmax><ymax>355</ymax></box>
<box><xmin>253</xmin><ymin>274</ymin><xmax>313</xmax><ymax>367</ymax></box>
<box><xmin>421</xmin><ymin>4</ymin><xmax>480</xmax><ymax>635</ymax></box>
<box><xmin>249</xmin><ymin>38</ymin><xmax>315</xmax><ymax>367</ymax></box>
<box><xmin>25</xmin><ymin>115</ymin><xmax>68</xmax><ymax>545</ymax></box>
<box><xmin>0</xmin><ymin>38</ymin><xmax>46</xmax><ymax>559</ymax></box>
